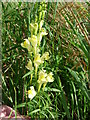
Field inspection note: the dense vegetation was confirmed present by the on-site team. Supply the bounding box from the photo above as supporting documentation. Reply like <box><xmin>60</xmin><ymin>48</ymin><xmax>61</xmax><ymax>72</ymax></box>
<box><xmin>2</xmin><ymin>2</ymin><xmax>90</xmax><ymax>119</ymax></box>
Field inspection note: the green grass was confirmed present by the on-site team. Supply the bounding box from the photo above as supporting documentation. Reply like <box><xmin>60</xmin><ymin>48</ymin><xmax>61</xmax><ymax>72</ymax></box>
<box><xmin>2</xmin><ymin>2</ymin><xmax>90</xmax><ymax>119</ymax></box>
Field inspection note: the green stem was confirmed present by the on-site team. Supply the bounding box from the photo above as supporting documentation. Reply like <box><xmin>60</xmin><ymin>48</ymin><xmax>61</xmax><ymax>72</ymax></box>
<box><xmin>39</xmin><ymin>97</ymin><xmax>41</xmax><ymax>118</ymax></box>
<box><xmin>38</xmin><ymin>84</ymin><xmax>42</xmax><ymax>92</ymax></box>
<box><xmin>43</xmin><ymin>83</ymin><xmax>47</xmax><ymax>91</ymax></box>
<box><xmin>14</xmin><ymin>88</ymin><xmax>17</xmax><ymax>119</ymax></box>
<box><xmin>34</xmin><ymin>47</ymin><xmax>36</xmax><ymax>55</ymax></box>
<box><xmin>35</xmin><ymin>65</ymin><xmax>38</xmax><ymax>80</ymax></box>
<box><xmin>30</xmin><ymin>74</ymin><xmax>33</xmax><ymax>85</ymax></box>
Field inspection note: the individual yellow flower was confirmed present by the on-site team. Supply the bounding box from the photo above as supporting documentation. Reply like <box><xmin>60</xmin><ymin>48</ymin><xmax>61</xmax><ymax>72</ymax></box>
<box><xmin>41</xmin><ymin>52</ymin><xmax>49</xmax><ymax>61</ymax></box>
<box><xmin>36</xmin><ymin>48</ymin><xmax>40</xmax><ymax>54</ymax></box>
<box><xmin>28</xmin><ymin>35</ymin><xmax>37</xmax><ymax>47</ymax></box>
<box><xmin>37</xmin><ymin>70</ymin><xmax>47</xmax><ymax>92</ymax></box>
<box><xmin>37</xmin><ymin>28</ymin><xmax>48</xmax><ymax>46</ymax></box>
<box><xmin>34</xmin><ymin>54</ymin><xmax>43</xmax><ymax>67</ymax></box>
<box><xmin>46</xmin><ymin>72</ymin><xmax>54</xmax><ymax>82</ymax></box>
<box><xmin>37</xmin><ymin>70</ymin><xmax>47</xmax><ymax>84</ymax></box>
<box><xmin>28</xmin><ymin>86</ymin><xmax>36</xmax><ymax>100</ymax></box>
<box><xmin>34</xmin><ymin>54</ymin><xmax>43</xmax><ymax>79</ymax></box>
<box><xmin>21</xmin><ymin>39</ymin><xmax>32</xmax><ymax>52</ymax></box>
<box><xmin>26</xmin><ymin>59</ymin><xmax>33</xmax><ymax>71</ymax></box>
<box><xmin>43</xmin><ymin>72</ymin><xmax>54</xmax><ymax>91</ymax></box>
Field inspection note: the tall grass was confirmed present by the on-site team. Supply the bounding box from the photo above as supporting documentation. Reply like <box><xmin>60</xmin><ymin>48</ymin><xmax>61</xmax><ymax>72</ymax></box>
<box><xmin>2</xmin><ymin>2</ymin><xmax>90</xmax><ymax>119</ymax></box>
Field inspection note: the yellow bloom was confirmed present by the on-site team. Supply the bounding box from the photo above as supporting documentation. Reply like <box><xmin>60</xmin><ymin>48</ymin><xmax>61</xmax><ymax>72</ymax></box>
<box><xmin>37</xmin><ymin>28</ymin><xmax>48</xmax><ymax>46</ymax></box>
<box><xmin>46</xmin><ymin>72</ymin><xmax>54</xmax><ymax>82</ymax></box>
<box><xmin>41</xmin><ymin>52</ymin><xmax>49</xmax><ymax>61</ymax></box>
<box><xmin>26</xmin><ymin>59</ymin><xmax>33</xmax><ymax>71</ymax></box>
<box><xmin>21</xmin><ymin>39</ymin><xmax>32</xmax><ymax>52</ymax></box>
<box><xmin>28</xmin><ymin>35</ymin><xmax>37</xmax><ymax>47</ymax></box>
<box><xmin>34</xmin><ymin>54</ymin><xmax>43</xmax><ymax>67</ymax></box>
<box><xmin>37</xmin><ymin>70</ymin><xmax>47</xmax><ymax>84</ymax></box>
<box><xmin>28</xmin><ymin>86</ymin><xmax>36</xmax><ymax>100</ymax></box>
<box><xmin>43</xmin><ymin>72</ymin><xmax>54</xmax><ymax>91</ymax></box>
<box><xmin>36</xmin><ymin>48</ymin><xmax>40</xmax><ymax>54</ymax></box>
<box><xmin>37</xmin><ymin>70</ymin><xmax>47</xmax><ymax>92</ymax></box>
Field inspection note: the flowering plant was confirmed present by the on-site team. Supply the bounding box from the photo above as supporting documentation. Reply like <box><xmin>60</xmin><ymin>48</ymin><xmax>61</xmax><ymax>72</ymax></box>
<box><xmin>21</xmin><ymin>2</ymin><xmax>54</xmax><ymax>100</ymax></box>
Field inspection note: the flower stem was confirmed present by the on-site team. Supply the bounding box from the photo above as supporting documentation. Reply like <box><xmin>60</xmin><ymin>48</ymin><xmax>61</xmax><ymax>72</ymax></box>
<box><xmin>43</xmin><ymin>83</ymin><xmax>47</xmax><ymax>91</ymax></box>
<box><xmin>35</xmin><ymin>66</ymin><xmax>38</xmax><ymax>80</ymax></box>
<box><xmin>30</xmin><ymin>74</ymin><xmax>32</xmax><ymax>85</ymax></box>
<box><xmin>38</xmin><ymin>84</ymin><xmax>42</xmax><ymax>92</ymax></box>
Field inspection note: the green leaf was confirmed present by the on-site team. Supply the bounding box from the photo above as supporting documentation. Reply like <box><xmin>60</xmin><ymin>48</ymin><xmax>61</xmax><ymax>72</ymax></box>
<box><xmin>44</xmin><ymin>87</ymin><xmax>61</xmax><ymax>92</ymax></box>
<box><xmin>22</xmin><ymin>71</ymin><xmax>33</xmax><ymax>78</ymax></box>
<box><xmin>29</xmin><ymin>109</ymin><xmax>40</xmax><ymax>115</ymax></box>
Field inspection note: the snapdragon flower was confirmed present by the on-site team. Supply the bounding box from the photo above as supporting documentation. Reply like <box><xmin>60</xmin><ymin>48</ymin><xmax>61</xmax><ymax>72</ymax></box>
<box><xmin>28</xmin><ymin>35</ymin><xmax>37</xmax><ymax>47</ymax></box>
<box><xmin>37</xmin><ymin>27</ymin><xmax>48</xmax><ymax>46</ymax></box>
<box><xmin>28</xmin><ymin>86</ymin><xmax>36</xmax><ymax>100</ymax></box>
<box><xmin>37</xmin><ymin>70</ymin><xmax>54</xmax><ymax>91</ymax></box>
<box><xmin>28</xmin><ymin>35</ymin><xmax>37</xmax><ymax>55</ymax></box>
<box><xmin>37</xmin><ymin>70</ymin><xmax>47</xmax><ymax>84</ymax></box>
<box><xmin>41</xmin><ymin>52</ymin><xmax>49</xmax><ymax>61</ymax></box>
<box><xmin>37</xmin><ymin>70</ymin><xmax>47</xmax><ymax>92</ymax></box>
<box><xmin>21</xmin><ymin>39</ymin><xmax>32</xmax><ymax>52</ymax></box>
<box><xmin>26</xmin><ymin>59</ymin><xmax>33</xmax><ymax>71</ymax></box>
<box><xmin>46</xmin><ymin>72</ymin><xmax>54</xmax><ymax>82</ymax></box>
<box><xmin>34</xmin><ymin>54</ymin><xmax>43</xmax><ymax>67</ymax></box>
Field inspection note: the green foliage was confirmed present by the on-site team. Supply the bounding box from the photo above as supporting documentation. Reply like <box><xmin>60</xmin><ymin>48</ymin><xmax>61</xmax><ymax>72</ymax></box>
<box><xmin>2</xmin><ymin>2</ymin><xmax>90</xmax><ymax>119</ymax></box>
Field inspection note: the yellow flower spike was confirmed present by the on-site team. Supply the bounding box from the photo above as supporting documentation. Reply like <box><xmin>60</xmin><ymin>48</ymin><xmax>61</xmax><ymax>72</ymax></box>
<box><xmin>46</xmin><ymin>72</ymin><xmax>54</xmax><ymax>82</ymax></box>
<box><xmin>41</xmin><ymin>52</ymin><xmax>50</xmax><ymax>61</ymax></box>
<box><xmin>26</xmin><ymin>59</ymin><xmax>33</xmax><ymax>71</ymax></box>
<box><xmin>21</xmin><ymin>39</ymin><xmax>32</xmax><ymax>52</ymax></box>
<box><xmin>28</xmin><ymin>86</ymin><xmax>36</xmax><ymax>100</ymax></box>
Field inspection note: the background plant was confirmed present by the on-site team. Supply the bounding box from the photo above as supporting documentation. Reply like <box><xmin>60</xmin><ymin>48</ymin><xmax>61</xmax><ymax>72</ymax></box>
<box><xmin>2</xmin><ymin>2</ymin><xmax>90</xmax><ymax>119</ymax></box>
